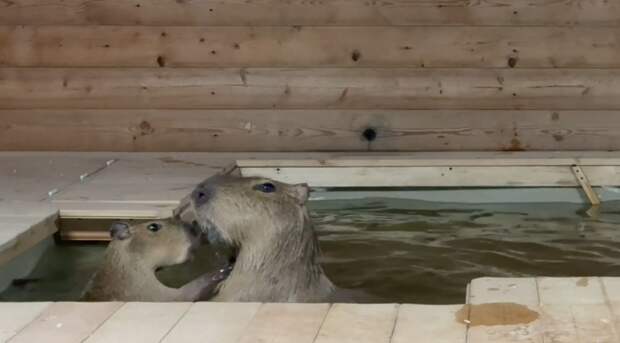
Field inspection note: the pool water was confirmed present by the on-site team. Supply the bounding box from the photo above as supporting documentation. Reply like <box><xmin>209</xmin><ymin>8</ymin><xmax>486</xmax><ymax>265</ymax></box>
<box><xmin>2</xmin><ymin>198</ymin><xmax>620</xmax><ymax>303</ymax></box>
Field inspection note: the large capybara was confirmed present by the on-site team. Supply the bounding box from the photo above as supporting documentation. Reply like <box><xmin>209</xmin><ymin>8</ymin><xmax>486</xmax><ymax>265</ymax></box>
<box><xmin>81</xmin><ymin>219</ymin><xmax>230</xmax><ymax>301</ymax></box>
<box><xmin>176</xmin><ymin>175</ymin><xmax>336</xmax><ymax>302</ymax></box>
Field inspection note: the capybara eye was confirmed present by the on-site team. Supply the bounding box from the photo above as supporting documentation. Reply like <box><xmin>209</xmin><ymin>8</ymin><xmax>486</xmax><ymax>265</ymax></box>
<box><xmin>254</xmin><ymin>182</ymin><xmax>276</xmax><ymax>193</ymax></box>
<box><xmin>147</xmin><ymin>223</ymin><xmax>162</xmax><ymax>232</ymax></box>
<box><xmin>197</xmin><ymin>191</ymin><xmax>207</xmax><ymax>200</ymax></box>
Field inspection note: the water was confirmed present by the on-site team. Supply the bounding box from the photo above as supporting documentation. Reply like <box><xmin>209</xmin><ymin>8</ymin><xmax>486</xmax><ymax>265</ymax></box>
<box><xmin>2</xmin><ymin>198</ymin><xmax>620</xmax><ymax>303</ymax></box>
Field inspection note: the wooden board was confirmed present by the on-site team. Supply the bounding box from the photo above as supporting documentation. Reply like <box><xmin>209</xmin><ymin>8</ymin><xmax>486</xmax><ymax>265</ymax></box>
<box><xmin>9</xmin><ymin>302</ymin><xmax>123</xmax><ymax>343</ymax></box>
<box><xmin>314</xmin><ymin>303</ymin><xmax>398</xmax><ymax>343</ymax></box>
<box><xmin>238</xmin><ymin>303</ymin><xmax>330</xmax><ymax>343</ymax></box>
<box><xmin>0</xmin><ymin>153</ymin><xmax>113</xmax><ymax>201</ymax></box>
<box><xmin>54</xmin><ymin>155</ymin><xmax>222</xmax><ymax>205</ymax></box>
<box><xmin>84</xmin><ymin>302</ymin><xmax>192</xmax><ymax>343</ymax></box>
<box><xmin>391</xmin><ymin>304</ymin><xmax>466</xmax><ymax>343</ymax></box>
<box><xmin>0</xmin><ymin>0</ymin><xmax>617</xmax><ymax>26</ymax></box>
<box><xmin>53</xmin><ymin>154</ymin><xmax>225</xmax><ymax>218</ymax></box>
<box><xmin>2</xmin><ymin>26</ymin><xmax>619</xmax><ymax>68</ymax></box>
<box><xmin>4</xmin><ymin>110</ymin><xmax>620</xmax><ymax>152</ymax></box>
<box><xmin>0</xmin><ymin>302</ymin><xmax>50</xmax><ymax>342</ymax></box>
<box><xmin>0</xmin><ymin>209</ymin><xmax>58</xmax><ymax>267</ymax></box>
<box><xmin>3</xmin><ymin>68</ymin><xmax>620</xmax><ymax>110</ymax></box>
<box><xmin>161</xmin><ymin>302</ymin><xmax>261</xmax><ymax>343</ymax></box>
<box><xmin>240</xmin><ymin>165</ymin><xmax>620</xmax><ymax>188</ymax></box>
<box><xmin>237</xmin><ymin>151</ymin><xmax>620</xmax><ymax>167</ymax></box>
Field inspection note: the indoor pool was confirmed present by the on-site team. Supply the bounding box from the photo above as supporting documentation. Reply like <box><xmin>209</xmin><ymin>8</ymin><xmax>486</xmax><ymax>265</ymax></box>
<box><xmin>2</xmin><ymin>198</ymin><xmax>620</xmax><ymax>304</ymax></box>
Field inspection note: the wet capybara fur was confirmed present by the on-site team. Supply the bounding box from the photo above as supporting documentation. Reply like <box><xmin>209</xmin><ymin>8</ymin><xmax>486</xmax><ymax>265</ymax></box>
<box><xmin>176</xmin><ymin>175</ymin><xmax>336</xmax><ymax>302</ymax></box>
<box><xmin>81</xmin><ymin>219</ymin><xmax>229</xmax><ymax>302</ymax></box>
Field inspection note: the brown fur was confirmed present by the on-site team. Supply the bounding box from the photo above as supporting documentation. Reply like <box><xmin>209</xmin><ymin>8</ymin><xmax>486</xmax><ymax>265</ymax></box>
<box><xmin>177</xmin><ymin>175</ymin><xmax>335</xmax><ymax>302</ymax></box>
<box><xmin>81</xmin><ymin>219</ymin><xmax>227</xmax><ymax>302</ymax></box>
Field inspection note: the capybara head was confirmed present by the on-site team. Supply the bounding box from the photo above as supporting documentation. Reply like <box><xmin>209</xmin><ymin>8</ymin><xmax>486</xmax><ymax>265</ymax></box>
<box><xmin>178</xmin><ymin>175</ymin><xmax>310</xmax><ymax>247</ymax></box>
<box><xmin>109</xmin><ymin>219</ymin><xmax>202</xmax><ymax>268</ymax></box>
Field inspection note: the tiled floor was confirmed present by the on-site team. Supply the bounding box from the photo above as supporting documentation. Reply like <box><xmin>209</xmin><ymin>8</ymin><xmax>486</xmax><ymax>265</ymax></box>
<box><xmin>2</xmin><ymin>277</ymin><xmax>619</xmax><ymax>343</ymax></box>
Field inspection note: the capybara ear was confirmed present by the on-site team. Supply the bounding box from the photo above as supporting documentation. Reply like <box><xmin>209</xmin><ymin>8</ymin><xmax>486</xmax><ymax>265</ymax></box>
<box><xmin>292</xmin><ymin>183</ymin><xmax>310</xmax><ymax>204</ymax></box>
<box><xmin>109</xmin><ymin>222</ymin><xmax>131</xmax><ymax>240</ymax></box>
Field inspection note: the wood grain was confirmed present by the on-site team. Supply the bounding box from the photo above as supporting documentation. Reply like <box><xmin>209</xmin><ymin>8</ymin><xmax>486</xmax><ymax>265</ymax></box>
<box><xmin>0</xmin><ymin>0</ymin><xmax>618</xmax><ymax>26</ymax></box>
<box><xmin>2</xmin><ymin>26</ymin><xmax>619</xmax><ymax>68</ymax></box>
<box><xmin>2</xmin><ymin>110</ymin><xmax>620</xmax><ymax>152</ymax></box>
<box><xmin>2</xmin><ymin>68</ymin><xmax>620</xmax><ymax>110</ymax></box>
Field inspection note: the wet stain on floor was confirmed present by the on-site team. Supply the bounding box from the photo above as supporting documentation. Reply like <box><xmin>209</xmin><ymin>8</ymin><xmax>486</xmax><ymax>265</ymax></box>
<box><xmin>455</xmin><ymin>303</ymin><xmax>539</xmax><ymax>326</ymax></box>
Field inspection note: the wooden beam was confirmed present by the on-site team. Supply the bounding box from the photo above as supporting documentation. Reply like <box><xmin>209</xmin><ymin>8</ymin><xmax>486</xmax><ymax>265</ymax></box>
<box><xmin>571</xmin><ymin>164</ymin><xmax>602</xmax><ymax>206</ymax></box>
<box><xmin>2</xmin><ymin>26</ymin><xmax>619</xmax><ymax>68</ymax></box>
<box><xmin>240</xmin><ymin>165</ymin><xmax>620</xmax><ymax>188</ymax></box>
<box><xmin>0</xmin><ymin>0</ymin><xmax>618</xmax><ymax>26</ymax></box>
<box><xmin>2</xmin><ymin>68</ymin><xmax>620</xmax><ymax>110</ymax></box>
<box><xmin>3</xmin><ymin>110</ymin><xmax>620</xmax><ymax>152</ymax></box>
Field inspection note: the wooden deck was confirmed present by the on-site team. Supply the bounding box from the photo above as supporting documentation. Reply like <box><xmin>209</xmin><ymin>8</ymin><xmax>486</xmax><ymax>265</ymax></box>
<box><xmin>1</xmin><ymin>277</ymin><xmax>618</xmax><ymax>342</ymax></box>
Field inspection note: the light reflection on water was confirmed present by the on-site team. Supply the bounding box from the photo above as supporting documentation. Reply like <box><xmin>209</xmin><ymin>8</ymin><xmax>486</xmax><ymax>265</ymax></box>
<box><xmin>2</xmin><ymin>198</ymin><xmax>620</xmax><ymax>303</ymax></box>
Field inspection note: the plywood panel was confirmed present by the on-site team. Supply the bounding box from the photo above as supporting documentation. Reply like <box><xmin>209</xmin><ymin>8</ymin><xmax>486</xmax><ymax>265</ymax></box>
<box><xmin>314</xmin><ymin>303</ymin><xmax>398</xmax><ymax>343</ymax></box>
<box><xmin>0</xmin><ymin>0</ymin><xmax>617</xmax><ymax>26</ymax></box>
<box><xmin>9</xmin><ymin>302</ymin><xmax>123</xmax><ymax>343</ymax></box>
<box><xmin>2</xmin><ymin>110</ymin><xmax>620</xmax><ymax>152</ymax></box>
<box><xmin>2</xmin><ymin>26</ymin><xmax>619</xmax><ymax>68</ymax></box>
<box><xmin>85</xmin><ymin>302</ymin><xmax>191</xmax><ymax>343</ymax></box>
<box><xmin>162</xmin><ymin>302</ymin><xmax>261</xmax><ymax>343</ymax></box>
<box><xmin>2</xmin><ymin>68</ymin><xmax>620</xmax><ymax>110</ymax></box>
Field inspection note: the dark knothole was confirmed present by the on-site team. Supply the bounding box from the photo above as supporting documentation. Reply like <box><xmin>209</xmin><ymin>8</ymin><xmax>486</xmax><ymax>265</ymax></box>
<box><xmin>507</xmin><ymin>57</ymin><xmax>518</xmax><ymax>68</ymax></box>
<box><xmin>362</xmin><ymin>128</ymin><xmax>377</xmax><ymax>142</ymax></box>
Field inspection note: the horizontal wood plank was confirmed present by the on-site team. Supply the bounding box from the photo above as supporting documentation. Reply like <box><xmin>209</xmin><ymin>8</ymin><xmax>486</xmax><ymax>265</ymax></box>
<box><xmin>2</xmin><ymin>68</ymin><xmax>620</xmax><ymax>110</ymax></box>
<box><xmin>2</xmin><ymin>110</ymin><xmax>620</xmax><ymax>151</ymax></box>
<box><xmin>241</xmin><ymin>165</ymin><xmax>620</xmax><ymax>187</ymax></box>
<box><xmin>0</xmin><ymin>0</ymin><xmax>618</xmax><ymax>26</ymax></box>
<box><xmin>1</xmin><ymin>26</ymin><xmax>619</xmax><ymax>68</ymax></box>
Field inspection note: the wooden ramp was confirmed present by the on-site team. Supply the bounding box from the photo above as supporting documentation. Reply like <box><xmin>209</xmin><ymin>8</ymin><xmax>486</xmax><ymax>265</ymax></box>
<box><xmin>2</xmin><ymin>277</ymin><xmax>619</xmax><ymax>343</ymax></box>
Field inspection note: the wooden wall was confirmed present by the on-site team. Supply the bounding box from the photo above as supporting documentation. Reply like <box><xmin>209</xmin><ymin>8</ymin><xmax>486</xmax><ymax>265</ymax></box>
<box><xmin>1</xmin><ymin>0</ymin><xmax>619</xmax><ymax>152</ymax></box>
